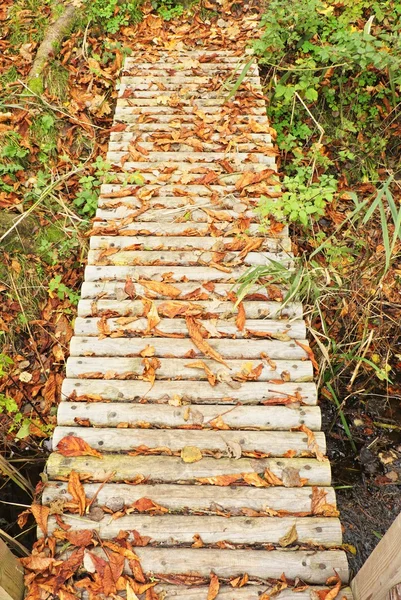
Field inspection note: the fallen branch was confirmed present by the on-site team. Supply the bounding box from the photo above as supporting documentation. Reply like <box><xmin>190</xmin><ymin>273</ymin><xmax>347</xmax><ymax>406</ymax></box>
<box><xmin>27</xmin><ymin>2</ymin><xmax>78</xmax><ymax>94</ymax></box>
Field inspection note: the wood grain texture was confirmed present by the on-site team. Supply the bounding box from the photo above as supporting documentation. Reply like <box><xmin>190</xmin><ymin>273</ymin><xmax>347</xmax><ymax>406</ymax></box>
<box><xmin>56</xmin><ymin>402</ymin><xmax>322</xmax><ymax>430</ymax></box>
<box><xmin>43</xmin><ymin>482</ymin><xmax>336</xmax><ymax>513</ymax></box>
<box><xmin>46</xmin><ymin>454</ymin><xmax>331</xmax><ymax>485</ymax></box>
<box><xmin>351</xmin><ymin>512</ymin><xmax>401</xmax><ymax>600</ymax></box>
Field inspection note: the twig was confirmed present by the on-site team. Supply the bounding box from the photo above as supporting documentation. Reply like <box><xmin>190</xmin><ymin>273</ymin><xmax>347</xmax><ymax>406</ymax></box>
<box><xmin>294</xmin><ymin>91</ymin><xmax>325</xmax><ymax>182</ymax></box>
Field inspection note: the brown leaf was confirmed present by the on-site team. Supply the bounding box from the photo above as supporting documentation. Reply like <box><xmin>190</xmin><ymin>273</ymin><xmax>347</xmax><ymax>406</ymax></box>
<box><xmin>129</xmin><ymin>497</ymin><xmax>168</xmax><ymax>514</ymax></box>
<box><xmin>207</xmin><ymin>573</ymin><xmax>220</xmax><ymax>600</ymax></box>
<box><xmin>57</xmin><ymin>436</ymin><xmax>103</xmax><ymax>458</ymax></box>
<box><xmin>20</xmin><ymin>555</ymin><xmax>55</xmax><ymax>572</ymax></box>
<box><xmin>186</xmin><ymin>360</ymin><xmax>216</xmax><ymax>386</ymax></box>
<box><xmin>295</xmin><ymin>340</ymin><xmax>319</xmax><ymax>370</ymax></box>
<box><xmin>230</xmin><ymin>573</ymin><xmax>249</xmax><ymax>588</ymax></box>
<box><xmin>68</xmin><ymin>470</ymin><xmax>87</xmax><ymax>516</ymax></box>
<box><xmin>282</xmin><ymin>467</ymin><xmax>308</xmax><ymax>487</ymax></box>
<box><xmin>181</xmin><ymin>445</ymin><xmax>203</xmax><ymax>463</ymax></box>
<box><xmin>53</xmin><ymin>547</ymin><xmax>85</xmax><ymax>591</ymax></box>
<box><xmin>197</xmin><ymin>474</ymin><xmax>241</xmax><ymax>486</ymax></box>
<box><xmin>242</xmin><ymin>472</ymin><xmax>269</xmax><ymax>487</ymax></box>
<box><xmin>31</xmin><ymin>503</ymin><xmax>50</xmax><ymax>536</ymax></box>
<box><xmin>54</xmin><ymin>529</ymin><xmax>94</xmax><ymax>547</ymax></box>
<box><xmin>279</xmin><ymin>524</ymin><xmax>298</xmax><ymax>547</ymax></box>
<box><xmin>236</xmin><ymin>300</ymin><xmax>246</xmax><ymax>331</ymax></box>
<box><xmin>235</xmin><ymin>169</ymin><xmax>275</xmax><ymax>191</ymax></box>
<box><xmin>297</xmin><ymin>424</ymin><xmax>327</xmax><ymax>461</ymax></box>
<box><xmin>186</xmin><ymin>316</ymin><xmax>229</xmax><ymax>367</ymax></box>
<box><xmin>145</xmin><ymin>300</ymin><xmax>161</xmax><ymax>332</ymax></box>
<box><xmin>159</xmin><ymin>300</ymin><xmax>202</xmax><ymax>318</ymax></box>
<box><xmin>209</xmin><ymin>415</ymin><xmax>230</xmax><ymax>430</ymax></box>
<box><xmin>139</xmin><ymin>279</ymin><xmax>181</xmax><ymax>298</ymax></box>
<box><xmin>264</xmin><ymin>469</ymin><xmax>284</xmax><ymax>486</ymax></box>
<box><xmin>311</xmin><ymin>487</ymin><xmax>339</xmax><ymax>517</ymax></box>
<box><xmin>140</xmin><ymin>344</ymin><xmax>155</xmax><ymax>357</ymax></box>
<box><xmin>141</xmin><ymin>357</ymin><xmax>161</xmax><ymax>386</ymax></box>
<box><xmin>124</xmin><ymin>277</ymin><xmax>137</xmax><ymax>299</ymax></box>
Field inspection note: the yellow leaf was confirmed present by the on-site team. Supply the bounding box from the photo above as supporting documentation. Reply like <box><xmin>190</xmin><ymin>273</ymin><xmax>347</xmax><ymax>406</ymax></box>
<box><xmin>181</xmin><ymin>446</ymin><xmax>203</xmax><ymax>463</ymax></box>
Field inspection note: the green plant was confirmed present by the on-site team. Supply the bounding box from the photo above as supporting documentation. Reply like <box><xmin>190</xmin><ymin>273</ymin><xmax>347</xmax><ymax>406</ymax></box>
<box><xmin>0</xmin><ymin>132</ymin><xmax>29</xmax><ymax>193</ymax></box>
<box><xmin>253</xmin><ymin>0</ymin><xmax>401</xmax><ymax>182</ymax></box>
<box><xmin>86</xmin><ymin>0</ymin><xmax>143</xmax><ymax>33</ymax></box>
<box><xmin>257</xmin><ymin>167</ymin><xmax>337</xmax><ymax>227</ymax></box>
<box><xmin>48</xmin><ymin>275</ymin><xmax>80</xmax><ymax>305</ymax></box>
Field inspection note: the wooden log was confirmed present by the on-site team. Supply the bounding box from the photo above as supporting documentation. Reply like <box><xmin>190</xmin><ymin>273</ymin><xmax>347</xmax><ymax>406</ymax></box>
<box><xmin>95</xmin><ymin>206</ymin><xmax>254</xmax><ymax>222</ymax></box>
<box><xmin>87</xmin><ymin>249</ymin><xmax>290</xmax><ymax>268</ymax></box>
<box><xmin>89</xmin><ymin>235</ymin><xmax>290</xmax><ymax>253</ymax></box>
<box><xmin>115</xmin><ymin>111</ymin><xmax>265</xmax><ymax>122</ymax></box>
<box><xmin>106</xmin><ymin>150</ymin><xmax>271</xmax><ymax>164</ymax></box>
<box><xmin>351</xmin><ymin>512</ymin><xmax>401</xmax><ymax>600</ymax></box>
<box><xmin>52</xmin><ymin>426</ymin><xmax>326</xmax><ymax>457</ymax></box>
<box><xmin>80</xmin><ymin>585</ymin><xmax>353</xmax><ymax>600</ymax></box>
<box><xmin>98</xmin><ymin>182</ymin><xmax>272</xmax><ymax>197</ymax></box>
<box><xmin>61</xmin><ymin>378</ymin><xmax>318</xmax><ymax>405</ymax></box>
<box><xmin>110</xmin><ymin>130</ymin><xmax>272</xmax><ymax>142</ymax></box>
<box><xmin>80</xmin><ymin>280</ymin><xmax>290</xmax><ymax>301</ymax></box>
<box><xmin>75</xmin><ymin>546</ymin><xmax>349</xmax><ymax>584</ymax></box>
<box><xmin>146</xmin><ymin>585</ymin><xmax>353</xmax><ymax>600</ymax></box>
<box><xmin>0</xmin><ymin>540</ymin><xmax>24</xmax><ymax>600</ymax></box>
<box><xmin>43</xmin><ymin>481</ymin><xmax>336</xmax><ymax>514</ymax></box>
<box><xmin>46</xmin><ymin>454</ymin><xmax>332</xmax><ymax>485</ymax></box>
<box><xmin>77</xmin><ymin>298</ymin><xmax>301</xmax><ymax>319</ymax></box>
<box><xmin>65</xmin><ymin>356</ymin><xmax>313</xmax><ymax>382</ymax></box>
<box><xmin>46</xmin><ymin>514</ymin><xmax>341</xmax><ymax>546</ymax></box>
<box><xmin>69</xmin><ymin>337</ymin><xmax>309</xmax><ymax>360</ymax></box>
<box><xmin>74</xmin><ymin>314</ymin><xmax>306</xmax><ymax>339</ymax></box>
<box><xmin>88</xmin><ymin>222</ymin><xmax>289</xmax><ymax>239</ymax></box>
<box><xmin>57</xmin><ymin>402</ymin><xmax>321</xmax><ymax>430</ymax></box>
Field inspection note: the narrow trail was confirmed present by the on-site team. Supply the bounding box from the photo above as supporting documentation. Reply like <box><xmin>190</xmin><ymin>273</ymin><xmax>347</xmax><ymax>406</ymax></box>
<box><xmin>40</xmin><ymin>11</ymin><xmax>352</xmax><ymax>600</ymax></box>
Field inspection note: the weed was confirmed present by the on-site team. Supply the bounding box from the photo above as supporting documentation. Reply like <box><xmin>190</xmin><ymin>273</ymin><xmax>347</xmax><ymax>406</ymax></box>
<box><xmin>257</xmin><ymin>167</ymin><xmax>337</xmax><ymax>228</ymax></box>
<box><xmin>86</xmin><ymin>0</ymin><xmax>143</xmax><ymax>33</ymax></box>
<box><xmin>48</xmin><ymin>275</ymin><xmax>80</xmax><ymax>305</ymax></box>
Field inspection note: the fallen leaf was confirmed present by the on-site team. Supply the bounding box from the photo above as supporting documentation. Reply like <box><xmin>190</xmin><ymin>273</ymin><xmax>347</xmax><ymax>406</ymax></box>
<box><xmin>236</xmin><ymin>300</ymin><xmax>246</xmax><ymax>331</ymax></box>
<box><xmin>140</xmin><ymin>344</ymin><xmax>155</xmax><ymax>357</ymax></box>
<box><xmin>264</xmin><ymin>469</ymin><xmax>284</xmax><ymax>486</ymax></box>
<box><xmin>279</xmin><ymin>524</ymin><xmax>298</xmax><ymax>547</ymax></box>
<box><xmin>186</xmin><ymin>316</ymin><xmax>229</xmax><ymax>366</ymax></box>
<box><xmin>129</xmin><ymin>497</ymin><xmax>168</xmax><ymax>514</ymax></box>
<box><xmin>127</xmin><ymin>581</ymin><xmax>140</xmax><ymax>600</ymax></box>
<box><xmin>68</xmin><ymin>470</ymin><xmax>86</xmax><ymax>516</ymax></box>
<box><xmin>56</xmin><ymin>436</ymin><xmax>103</xmax><ymax>458</ymax></box>
<box><xmin>295</xmin><ymin>340</ymin><xmax>319</xmax><ymax>369</ymax></box>
<box><xmin>140</xmin><ymin>279</ymin><xmax>181</xmax><ymax>298</ymax></box>
<box><xmin>186</xmin><ymin>360</ymin><xmax>216</xmax><ymax>386</ymax></box>
<box><xmin>242</xmin><ymin>472</ymin><xmax>269</xmax><ymax>487</ymax></box>
<box><xmin>197</xmin><ymin>474</ymin><xmax>241</xmax><ymax>486</ymax></box>
<box><xmin>297</xmin><ymin>424</ymin><xmax>327</xmax><ymax>461</ymax></box>
<box><xmin>31</xmin><ymin>504</ymin><xmax>50</xmax><ymax>536</ymax></box>
<box><xmin>207</xmin><ymin>573</ymin><xmax>220</xmax><ymax>600</ymax></box>
<box><xmin>181</xmin><ymin>445</ymin><xmax>203</xmax><ymax>463</ymax></box>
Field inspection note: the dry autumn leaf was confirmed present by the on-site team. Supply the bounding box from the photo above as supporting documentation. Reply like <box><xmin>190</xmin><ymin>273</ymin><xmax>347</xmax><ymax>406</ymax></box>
<box><xmin>68</xmin><ymin>470</ymin><xmax>86</xmax><ymax>516</ymax></box>
<box><xmin>31</xmin><ymin>503</ymin><xmax>50</xmax><ymax>536</ymax></box>
<box><xmin>139</xmin><ymin>279</ymin><xmax>181</xmax><ymax>298</ymax></box>
<box><xmin>186</xmin><ymin>360</ymin><xmax>216</xmax><ymax>386</ymax></box>
<box><xmin>186</xmin><ymin>316</ymin><xmax>229</xmax><ymax>367</ymax></box>
<box><xmin>56</xmin><ymin>435</ymin><xmax>103</xmax><ymax>459</ymax></box>
<box><xmin>279</xmin><ymin>524</ymin><xmax>298</xmax><ymax>547</ymax></box>
<box><xmin>207</xmin><ymin>573</ymin><xmax>220</xmax><ymax>600</ymax></box>
<box><xmin>181</xmin><ymin>445</ymin><xmax>203</xmax><ymax>463</ymax></box>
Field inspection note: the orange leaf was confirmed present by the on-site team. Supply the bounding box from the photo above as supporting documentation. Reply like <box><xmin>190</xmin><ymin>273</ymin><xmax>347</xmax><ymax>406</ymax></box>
<box><xmin>57</xmin><ymin>435</ymin><xmax>103</xmax><ymax>458</ymax></box>
<box><xmin>264</xmin><ymin>469</ymin><xmax>284</xmax><ymax>486</ymax></box>
<box><xmin>186</xmin><ymin>316</ymin><xmax>229</xmax><ymax>367</ymax></box>
<box><xmin>236</xmin><ymin>301</ymin><xmax>246</xmax><ymax>331</ymax></box>
<box><xmin>129</xmin><ymin>497</ymin><xmax>168</xmax><ymax>514</ymax></box>
<box><xmin>242</xmin><ymin>472</ymin><xmax>269</xmax><ymax>487</ymax></box>
<box><xmin>207</xmin><ymin>573</ymin><xmax>220</xmax><ymax>600</ymax></box>
<box><xmin>295</xmin><ymin>340</ymin><xmax>319</xmax><ymax>370</ymax></box>
<box><xmin>139</xmin><ymin>279</ymin><xmax>181</xmax><ymax>298</ymax></box>
<box><xmin>68</xmin><ymin>470</ymin><xmax>87</xmax><ymax>516</ymax></box>
<box><xmin>31</xmin><ymin>503</ymin><xmax>50</xmax><ymax>536</ymax></box>
<box><xmin>186</xmin><ymin>360</ymin><xmax>216</xmax><ymax>386</ymax></box>
<box><xmin>196</xmin><ymin>474</ymin><xmax>241</xmax><ymax>486</ymax></box>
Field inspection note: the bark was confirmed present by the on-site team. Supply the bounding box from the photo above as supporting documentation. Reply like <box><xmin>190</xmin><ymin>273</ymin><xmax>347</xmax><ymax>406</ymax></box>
<box><xmin>27</xmin><ymin>3</ymin><xmax>77</xmax><ymax>94</ymax></box>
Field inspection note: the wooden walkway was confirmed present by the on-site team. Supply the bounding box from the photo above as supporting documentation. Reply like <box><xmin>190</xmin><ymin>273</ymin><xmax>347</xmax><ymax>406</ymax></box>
<box><xmin>42</xmin><ymin>41</ymin><xmax>353</xmax><ymax>599</ymax></box>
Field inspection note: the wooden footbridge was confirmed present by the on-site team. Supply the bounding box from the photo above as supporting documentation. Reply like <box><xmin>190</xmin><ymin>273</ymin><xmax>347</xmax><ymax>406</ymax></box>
<box><xmin>38</xmin><ymin>18</ymin><xmax>354</xmax><ymax>600</ymax></box>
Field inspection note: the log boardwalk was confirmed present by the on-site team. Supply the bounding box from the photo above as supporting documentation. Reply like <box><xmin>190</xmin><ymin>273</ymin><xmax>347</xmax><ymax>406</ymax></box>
<box><xmin>42</xmin><ymin>38</ymin><xmax>353</xmax><ymax>599</ymax></box>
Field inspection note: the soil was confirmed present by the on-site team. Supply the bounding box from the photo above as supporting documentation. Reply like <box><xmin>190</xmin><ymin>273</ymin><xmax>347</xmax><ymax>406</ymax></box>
<box><xmin>323</xmin><ymin>390</ymin><xmax>401</xmax><ymax>575</ymax></box>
